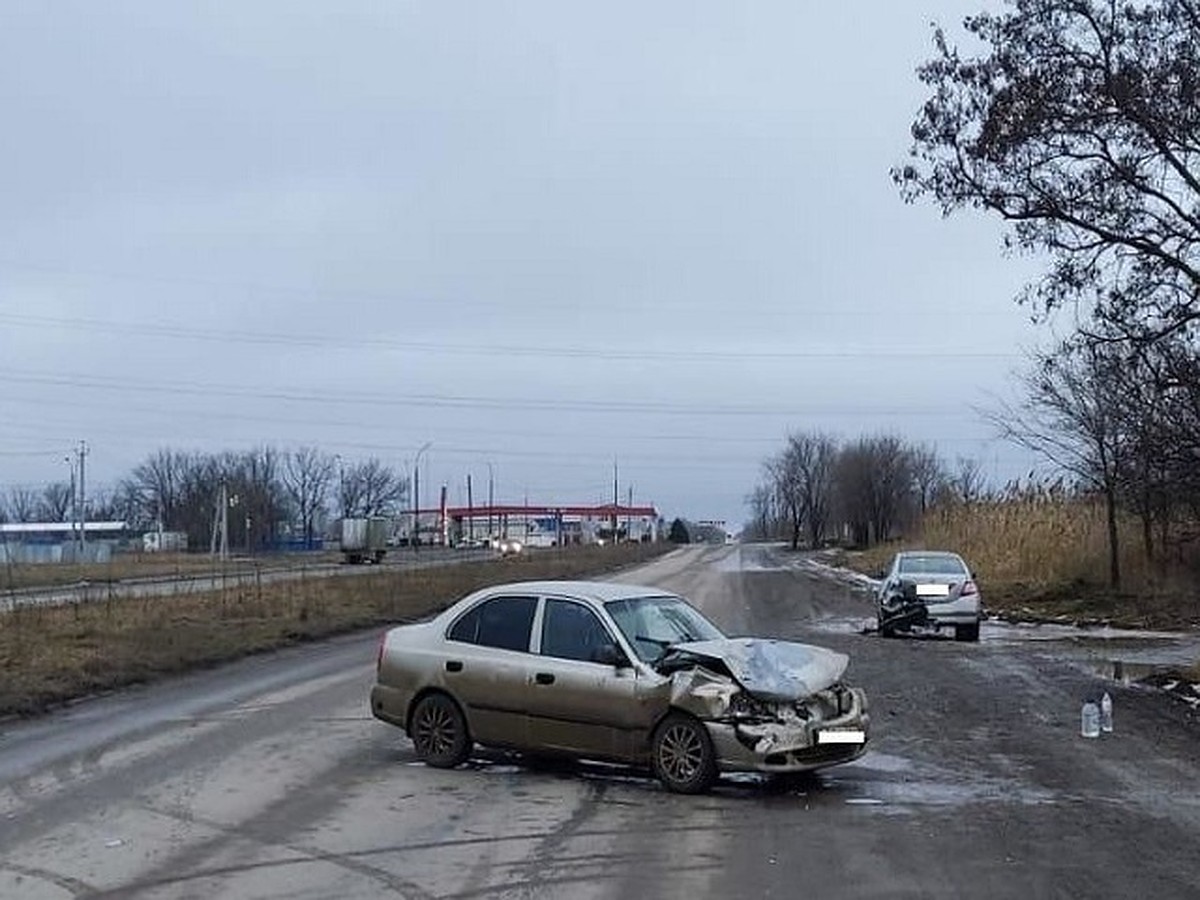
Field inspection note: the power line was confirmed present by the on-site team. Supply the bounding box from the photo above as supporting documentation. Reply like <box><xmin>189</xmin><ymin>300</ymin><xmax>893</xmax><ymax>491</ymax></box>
<box><xmin>0</xmin><ymin>258</ymin><xmax>1024</xmax><ymax>319</ymax></box>
<box><xmin>0</xmin><ymin>312</ymin><xmax>1020</xmax><ymax>361</ymax></box>
<box><xmin>0</xmin><ymin>367</ymin><xmax>985</xmax><ymax>417</ymax></box>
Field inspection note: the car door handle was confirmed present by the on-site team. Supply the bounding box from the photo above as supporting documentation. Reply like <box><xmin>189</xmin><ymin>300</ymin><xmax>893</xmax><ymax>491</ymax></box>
<box><xmin>445</xmin><ymin>660</ymin><xmax>463</xmax><ymax>673</ymax></box>
<box><xmin>534</xmin><ymin>672</ymin><xmax>555</xmax><ymax>685</ymax></box>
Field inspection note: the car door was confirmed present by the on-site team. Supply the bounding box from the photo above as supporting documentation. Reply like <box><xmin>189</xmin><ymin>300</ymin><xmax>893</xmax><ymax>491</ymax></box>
<box><xmin>442</xmin><ymin>594</ymin><xmax>538</xmax><ymax>748</ymax></box>
<box><xmin>525</xmin><ymin>597</ymin><xmax>650</xmax><ymax>761</ymax></box>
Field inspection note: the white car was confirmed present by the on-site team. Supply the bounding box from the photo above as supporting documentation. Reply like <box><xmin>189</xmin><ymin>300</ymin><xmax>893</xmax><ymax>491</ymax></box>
<box><xmin>876</xmin><ymin>551</ymin><xmax>982</xmax><ymax>641</ymax></box>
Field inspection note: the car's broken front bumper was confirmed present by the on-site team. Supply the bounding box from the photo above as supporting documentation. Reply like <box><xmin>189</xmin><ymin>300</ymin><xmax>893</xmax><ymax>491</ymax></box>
<box><xmin>705</xmin><ymin>687</ymin><xmax>870</xmax><ymax>773</ymax></box>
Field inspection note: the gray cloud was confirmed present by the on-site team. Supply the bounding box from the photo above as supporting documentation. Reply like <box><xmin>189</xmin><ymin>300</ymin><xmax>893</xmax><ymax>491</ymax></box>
<box><xmin>1</xmin><ymin>0</ymin><xmax>1041</xmax><ymax>525</ymax></box>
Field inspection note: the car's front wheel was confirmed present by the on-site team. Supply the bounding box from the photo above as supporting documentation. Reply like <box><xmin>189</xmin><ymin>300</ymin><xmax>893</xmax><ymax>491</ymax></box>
<box><xmin>410</xmin><ymin>693</ymin><xmax>472</xmax><ymax>768</ymax></box>
<box><xmin>652</xmin><ymin>712</ymin><xmax>717</xmax><ymax>794</ymax></box>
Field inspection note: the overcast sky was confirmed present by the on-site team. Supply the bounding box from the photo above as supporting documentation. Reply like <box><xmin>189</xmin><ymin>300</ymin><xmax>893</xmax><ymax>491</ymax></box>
<box><xmin>0</xmin><ymin>0</ymin><xmax>1049</xmax><ymax>527</ymax></box>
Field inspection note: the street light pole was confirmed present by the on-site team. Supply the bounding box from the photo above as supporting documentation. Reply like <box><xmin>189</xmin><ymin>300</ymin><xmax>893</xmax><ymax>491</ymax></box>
<box><xmin>413</xmin><ymin>441</ymin><xmax>432</xmax><ymax>552</ymax></box>
<box><xmin>64</xmin><ymin>455</ymin><xmax>77</xmax><ymax>550</ymax></box>
<box><xmin>486</xmin><ymin>461</ymin><xmax>495</xmax><ymax>541</ymax></box>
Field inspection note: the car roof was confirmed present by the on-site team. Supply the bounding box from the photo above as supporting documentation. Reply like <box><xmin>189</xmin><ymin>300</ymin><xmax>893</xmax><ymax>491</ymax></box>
<box><xmin>470</xmin><ymin>580</ymin><xmax>673</xmax><ymax>605</ymax></box>
<box><xmin>896</xmin><ymin>551</ymin><xmax>964</xmax><ymax>560</ymax></box>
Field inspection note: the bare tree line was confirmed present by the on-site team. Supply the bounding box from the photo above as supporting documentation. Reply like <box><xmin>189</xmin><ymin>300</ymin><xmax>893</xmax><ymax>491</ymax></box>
<box><xmin>746</xmin><ymin>432</ymin><xmax>986</xmax><ymax>549</ymax></box>
<box><xmin>989</xmin><ymin>334</ymin><xmax>1200</xmax><ymax>588</ymax></box>
<box><xmin>0</xmin><ymin>447</ymin><xmax>408</xmax><ymax>552</ymax></box>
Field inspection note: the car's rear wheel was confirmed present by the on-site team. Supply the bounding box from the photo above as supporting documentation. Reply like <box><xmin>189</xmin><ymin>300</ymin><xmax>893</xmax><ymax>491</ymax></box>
<box><xmin>955</xmin><ymin>622</ymin><xmax>981</xmax><ymax>642</ymax></box>
<box><xmin>410</xmin><ymin>693</ymin><xmax>471</xmax><ymax>768</ymax></box>
<box><xmin>652</xmin><ymin>712</ymin><xmax>717</xmax><ymax>794</ymax></box>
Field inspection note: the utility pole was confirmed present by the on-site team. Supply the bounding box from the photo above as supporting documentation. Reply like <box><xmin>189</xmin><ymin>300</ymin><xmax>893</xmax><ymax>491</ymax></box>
<box><xmin>627</xmin><ymin>484</ymin><xmax>633</xmax><ymax>542</ymax></box>
<box><xmin>466</xmin><ymin>473</ymin><xmax>474</xmax><ymax>543</ymax></box>
<box><xmin>612</xmin><ymin>457</ymin><xmax>619</xmax><ymax>543</ymax></box>
<box><xmin>487</xmin><ymin>462</ymin><xmax>495</xmax><ymax>540</ymax></box>
<box><xmin>413</xmin><ymin>442</ymin><xmax>431</xmax><ymax>552</ymax></box>
<box><xmin>77</xmin><ymin>440</ymin><xmax>88</xmax><ymax>553</ymax></box>
<box><xmin>210</xmin><ymin>482</ymin><xmax>229</xmax><ymax>560</ymax></box>
<box><xmin>65</xmin><ymin>454</ymin><xmax>78</xmax><ymax>551</ymax></box>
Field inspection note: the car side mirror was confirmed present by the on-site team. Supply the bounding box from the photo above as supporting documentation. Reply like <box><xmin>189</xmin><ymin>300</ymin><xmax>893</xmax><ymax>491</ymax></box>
<box><xmin>593</xmin><ymin>642</ymin><xmax>628</xmax><ymax>667</ymax></box>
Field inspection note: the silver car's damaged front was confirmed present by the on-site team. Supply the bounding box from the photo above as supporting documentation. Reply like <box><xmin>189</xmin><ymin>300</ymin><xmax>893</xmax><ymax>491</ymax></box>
<box><xmin>657</xmin><ymin>639</ymin><xmax>869</xmax><ymax>773</ymax></box>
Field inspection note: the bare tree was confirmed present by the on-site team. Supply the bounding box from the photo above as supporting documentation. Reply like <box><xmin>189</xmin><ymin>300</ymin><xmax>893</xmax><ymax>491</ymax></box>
<box><xmin>5</xmin><ymin>486</ymin><xmax>40</xmax><ymax>522</ymax></box>
<box><xmin>229</xmin><ymin>446</ymin><xmax>288</xmax><ymax>552</ymax></box>
<box><xmin>896</xmin><ymin>0</ymin><xmax>1200</xmax><ymax>347</ymax></box>
<box><xmin>986</xmin><ymin>340</ymin><xmax>1128</xmax><ymax>587</ymax></box>
<box><xmin>789</xmin><ymin>431</ymin><xmax>838</xmax><ymax>548</ymax></box>
<box><xmin>910</xmin><ymin>444</ymin><xmax>946</xmax><ymax>514</ymax></box>
<box><xmin>87</xmin><ymin>489</ymin><xmax>124</xmax><ymax>523</ymax></box>
<box><xmin>39</xmin><ymin>481</ymin><xmax>74</xmax><ymax>522</ymax></box>
<box><xmin>284</xmin><ymin>446</ymin><xmax>335</xmax><ymax>546</ymax></box>
<box><xmin>765</xmin><ymin>449</ymin><xmax>804</xmax><ymax>550</ymax></box>
<box><xmin>127</xmin><ymin>447</ymin><xmax>290</xmax><ymax>551</ymax></box>
<box><xmin>835</xmin><ymin>436</ymin><xmax>918</xmax><ymax>547</ymax></box>
<box><xmin>131</xmin><ymin>448</ymin><xmax>187</xmax><ymax>531</ymax></box>
<box><xmin>952</xmin><ymin>456</ymin><xmax>987</xmax><ymax>505</ymax></box>
<box><xmin>744</xmin><ymin>483</ymin><xmax>775</xmax><ymax>541</ymax></box>
<box><xmin>339</xmin><ymin>457</ymin><xmax>406</xmax><ymax>518</ymax></box>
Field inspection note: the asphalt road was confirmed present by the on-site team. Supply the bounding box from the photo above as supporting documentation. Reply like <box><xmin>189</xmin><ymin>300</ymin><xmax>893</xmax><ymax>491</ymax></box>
<box><xmin>2</xmin><ymin>544</ymin><xmax>1199</xmax><ymax>898</ymax></box>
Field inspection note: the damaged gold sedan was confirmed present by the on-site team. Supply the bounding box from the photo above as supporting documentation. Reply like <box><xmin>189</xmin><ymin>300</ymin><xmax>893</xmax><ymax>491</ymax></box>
<box><xmin>370</xmin><ymin>580</ymin><xmax>869</xmax><ymax>793</ymax></box>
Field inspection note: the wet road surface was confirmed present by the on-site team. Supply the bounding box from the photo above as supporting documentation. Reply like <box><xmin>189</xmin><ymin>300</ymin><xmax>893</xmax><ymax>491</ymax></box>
<box><xmin>2</xmin><ymin>544</ymin><xmax>1198</xmax><ymax>898</ymax></box>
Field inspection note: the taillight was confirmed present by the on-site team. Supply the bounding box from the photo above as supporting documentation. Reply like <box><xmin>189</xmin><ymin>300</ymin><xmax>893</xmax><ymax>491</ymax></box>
<box><xmin>961</xmin><ymin>580</ymin><xmax>978</xmax><ymax>597</ymax></box>
<box><xmin>376</xmin><ymin>631</ymin><xmax>387</xmax><ymax>672</ymax></box>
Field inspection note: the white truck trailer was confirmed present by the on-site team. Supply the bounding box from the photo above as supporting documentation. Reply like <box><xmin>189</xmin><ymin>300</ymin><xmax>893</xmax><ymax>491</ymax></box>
<box><xmin>340</xmin><ymin>517</ymin><xmax>390</xmax><ymax>564</ymax></box>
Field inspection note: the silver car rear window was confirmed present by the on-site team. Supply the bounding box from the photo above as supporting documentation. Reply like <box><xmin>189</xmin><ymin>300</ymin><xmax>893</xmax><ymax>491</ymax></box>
<box><xmin>898</xmin><ymin>554</ymin><xmax>967</xmax><ymax>576</ymax></box>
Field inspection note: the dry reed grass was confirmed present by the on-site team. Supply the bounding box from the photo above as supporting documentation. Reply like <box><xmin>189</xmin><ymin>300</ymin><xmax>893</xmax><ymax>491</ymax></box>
<box><xmin>842</xmin><ymin>496</ymin><xmax>1200</xmax><ymax>629</ymax></box>
<box><xmin>0</xmin><ymin>543</ymin><xmax>669</xmax><ymax>717</ymax></box>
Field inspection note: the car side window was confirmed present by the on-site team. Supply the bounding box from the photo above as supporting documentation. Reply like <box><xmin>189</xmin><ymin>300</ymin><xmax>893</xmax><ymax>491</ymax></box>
<box><xmin>541</xmin><ymin>598</ymin><xmax>613</xmax><ymax>663</ymax></box>
<box><xmin>447</xmin><ymin>595</ymin><xmax>537</xmax><ymax>652</ymax></box>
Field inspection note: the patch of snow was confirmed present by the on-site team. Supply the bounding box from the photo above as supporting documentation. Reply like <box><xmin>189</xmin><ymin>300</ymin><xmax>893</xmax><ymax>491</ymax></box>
<box><xmin>797</xmin><ymin>558</ymin><xmax>880</xmax><ymax>592</ymax></box>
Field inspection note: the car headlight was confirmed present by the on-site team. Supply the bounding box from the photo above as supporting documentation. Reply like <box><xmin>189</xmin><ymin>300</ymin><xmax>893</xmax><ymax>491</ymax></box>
<box><xmin>728</xmin><ymin>692</ymin><xmax>773</xmax><ymax>720</ymax></box>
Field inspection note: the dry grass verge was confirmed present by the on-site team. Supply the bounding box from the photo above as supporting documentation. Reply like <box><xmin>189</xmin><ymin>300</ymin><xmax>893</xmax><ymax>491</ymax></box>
<box><xmin>1</xmin><ymin>551</ymin><xmax>345</xmax><ymax>591</ymax></box>
<box><xmin>0</xmin><ymin>543</ymin><xmax>670</xmax><ymax>718</ymax></box>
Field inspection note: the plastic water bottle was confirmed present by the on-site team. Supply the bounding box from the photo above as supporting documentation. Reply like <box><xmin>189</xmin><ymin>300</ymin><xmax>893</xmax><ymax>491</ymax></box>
<box><xmin>1081</xmin><ymin>700</ymin><xmax>1100</xmax><ymax>738</ymax></box>
<box><xmin>1100</xmin><ymin>691</ymin><xmax>1113</xmax><ymax>733</ymax></box>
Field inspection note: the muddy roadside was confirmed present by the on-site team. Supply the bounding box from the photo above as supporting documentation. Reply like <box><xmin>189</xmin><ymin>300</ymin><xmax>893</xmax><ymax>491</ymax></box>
<box><xmin>800</xmin><ymin>546</ymin><xmax>1200</xmax><ymax>712</ymax></box>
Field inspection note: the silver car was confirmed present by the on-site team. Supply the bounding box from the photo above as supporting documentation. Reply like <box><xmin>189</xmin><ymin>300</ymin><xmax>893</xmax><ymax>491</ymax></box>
<box><xmin>876</xmin><ymin>551</ymin><xmax>982</xmax><ymax>641</ymax></box>
<box><xmin>371</xmin><ymin>580</ymin><xmax>869</xmax><ymax>793</ymax></box>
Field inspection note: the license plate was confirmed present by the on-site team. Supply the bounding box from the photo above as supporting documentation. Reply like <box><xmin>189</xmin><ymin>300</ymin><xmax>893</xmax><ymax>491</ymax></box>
<box><xmin>817</xmin><ymin>729</ymin><xmax>866</xmax><ymax>745</ymax></box>
<box><xmin>915</xmin><ymin>583</ymin><xmax>950</xmax><ymax>597</ymax></box>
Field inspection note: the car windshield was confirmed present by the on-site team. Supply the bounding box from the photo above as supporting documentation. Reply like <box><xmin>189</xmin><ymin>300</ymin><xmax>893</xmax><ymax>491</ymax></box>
<box><xmin>898</xmin><ymin>554</ymin><xmax>968</xmax><ymax>576</ymax></box>
<box><xmin>605</xmin><ymin>595</ymin><xmax>725</xmax><ymax>663</ymax></box>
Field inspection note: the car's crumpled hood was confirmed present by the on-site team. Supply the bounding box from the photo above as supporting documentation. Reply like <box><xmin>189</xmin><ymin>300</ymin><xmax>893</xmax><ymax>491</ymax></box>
<box><xmin>661</xmin><ymin>638</ymin><xmax>848</xmax><ymax>702</ymax></box>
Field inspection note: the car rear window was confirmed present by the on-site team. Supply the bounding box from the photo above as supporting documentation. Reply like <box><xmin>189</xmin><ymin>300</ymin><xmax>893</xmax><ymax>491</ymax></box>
<box><xmin>447</xmin><ymin>595</ymin><xmax>538</xmax><ymax>652</ymax></box>
<box><xmin>898</xmin><ymin>555</ymin><xmax>967</xmax><ymax>576</ymax></box>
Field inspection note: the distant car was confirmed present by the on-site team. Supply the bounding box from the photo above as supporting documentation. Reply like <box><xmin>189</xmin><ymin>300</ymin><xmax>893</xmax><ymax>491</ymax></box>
<box><xmin>496</xmin><ymin>537</ymin><xmax>523</xmax><ymax>556</ymax></box>
<box><xmin>370</xmin><ymin>580</ymin><xmax>870</xmax><ymax>793</ymax></box>
<box><xmin>876</xmin><ymin>551</ymin><xmax>982</xmax><ymax>641</ymax></box>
